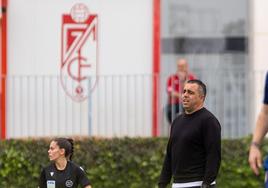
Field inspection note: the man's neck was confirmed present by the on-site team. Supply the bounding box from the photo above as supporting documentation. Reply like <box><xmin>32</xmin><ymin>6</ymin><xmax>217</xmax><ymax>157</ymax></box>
<box><xmin>185</xmin><ymin>105</ymin><xmax>203</xmax><ymax>114</ymax></box>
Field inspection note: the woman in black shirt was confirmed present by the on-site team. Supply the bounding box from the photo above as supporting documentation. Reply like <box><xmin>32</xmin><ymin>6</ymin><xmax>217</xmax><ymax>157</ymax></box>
<box><xmin>39</xmin><ymin>137</ymin><xmax>92</xmax><ymax>188</ymax></box>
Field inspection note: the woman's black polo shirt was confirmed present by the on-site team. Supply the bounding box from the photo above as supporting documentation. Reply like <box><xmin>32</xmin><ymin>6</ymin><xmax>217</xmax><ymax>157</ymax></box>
<box><xmin>39</xmin><ymin>161</ymin><xmax>91</xmax><ymax>188</ymax></box>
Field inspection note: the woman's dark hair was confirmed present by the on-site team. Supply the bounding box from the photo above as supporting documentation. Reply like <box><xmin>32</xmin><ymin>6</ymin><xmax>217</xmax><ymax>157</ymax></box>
<box><xmin>53</xmin><ymin>137</ymin><xmax>74</xmax><ymax>160</ymax></box>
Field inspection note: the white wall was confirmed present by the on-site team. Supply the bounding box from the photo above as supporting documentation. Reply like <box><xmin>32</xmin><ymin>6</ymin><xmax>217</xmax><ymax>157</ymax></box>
<box><xmin>7</xmin><ymin>0</ymin><xmax>153</xmax><ymax>137</ymax></box>
<box><xmin>8</xmin><ymin>0</ymin><xmax>152</xmax><ymax>76</ymax></box>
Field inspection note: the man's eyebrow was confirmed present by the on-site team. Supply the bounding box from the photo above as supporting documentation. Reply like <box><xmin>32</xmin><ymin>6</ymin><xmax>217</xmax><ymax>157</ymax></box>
<box><xmin>184</xmin><ymin>89</ymin><xmax>194</xmax><ymax>92</ymax></box>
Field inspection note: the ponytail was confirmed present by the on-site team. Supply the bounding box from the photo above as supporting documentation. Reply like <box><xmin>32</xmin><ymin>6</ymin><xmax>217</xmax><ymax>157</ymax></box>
<box><xmin>53</xmin><ymin>137</ymin><xmax>74</xmax><ymax>161</ymax></box>
<box><xmin>66</xmin><ymin>138</ymin><xmax>74</xmax><ymax>160</ymax></box>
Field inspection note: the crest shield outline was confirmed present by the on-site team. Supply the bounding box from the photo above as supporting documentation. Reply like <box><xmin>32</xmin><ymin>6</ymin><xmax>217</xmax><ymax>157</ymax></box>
<box><xmin>61</xmin><ymin>3</ymin><xmax>98</xmax><ymax>102</ymax></box>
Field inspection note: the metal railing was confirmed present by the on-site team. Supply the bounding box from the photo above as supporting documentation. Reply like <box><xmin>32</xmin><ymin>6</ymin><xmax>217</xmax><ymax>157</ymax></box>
<box><xmin>0</xmin><ymin>70</ymin><xmax>266</xmax><ymax>139</ymax></box>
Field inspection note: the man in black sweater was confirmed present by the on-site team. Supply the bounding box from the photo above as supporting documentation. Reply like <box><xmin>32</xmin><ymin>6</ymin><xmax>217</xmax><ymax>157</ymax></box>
<box><xmin>158</xmin><ymin>79</ymin><xmax>221</xmax><ymax>188</ymax></box>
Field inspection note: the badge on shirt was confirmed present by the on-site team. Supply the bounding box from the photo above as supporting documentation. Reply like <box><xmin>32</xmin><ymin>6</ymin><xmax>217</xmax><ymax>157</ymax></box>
<box><xmin>66</xmin><ymin>180</ymin><xmax>73</xmax><ymax>187</ymax></box>
<box><xmin>47</xmin><ymin>180</ymin><xmax>56</xmax><ymax>188</ymax></box>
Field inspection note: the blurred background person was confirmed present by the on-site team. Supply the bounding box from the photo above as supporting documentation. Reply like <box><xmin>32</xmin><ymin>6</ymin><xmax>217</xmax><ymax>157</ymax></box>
<box><xmin>165</xmin><ymin>58</ymin><xmax>196</xmax><ymax>125</ymax></box>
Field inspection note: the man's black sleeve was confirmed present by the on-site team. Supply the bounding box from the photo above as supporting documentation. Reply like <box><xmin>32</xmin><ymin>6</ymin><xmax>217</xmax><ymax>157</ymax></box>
<box><xmin>158</xmin><ymin>138</ymin><xmax>172</xmax><ymax>188</ymax></box>
<box><xmin>202</xmin><ymin>116</ymin><xmax>221</xmax><ymax>185</ymax></box>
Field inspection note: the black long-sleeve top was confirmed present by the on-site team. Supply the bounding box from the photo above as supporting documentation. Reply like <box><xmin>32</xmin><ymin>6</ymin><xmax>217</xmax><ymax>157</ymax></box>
<box><xmin>158</xmin><ymin>107</ymin><xmax>221</xmax><ymax>188</ymax></box>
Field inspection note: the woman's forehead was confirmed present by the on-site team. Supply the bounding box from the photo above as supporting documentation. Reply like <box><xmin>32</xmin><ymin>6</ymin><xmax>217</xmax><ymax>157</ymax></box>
<box><xmin>50</xmin><ymin>141</ymin><xmax>58</xmax><ymax>147</ymax></box>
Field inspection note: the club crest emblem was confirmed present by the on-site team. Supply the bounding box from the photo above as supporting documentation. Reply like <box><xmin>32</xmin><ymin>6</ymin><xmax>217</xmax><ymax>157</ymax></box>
<box><xmin>61</xmin><ymin>3</ymin><xmax>98</xmax><ymax>102</ymax></box>
<box><xmin>65</xmin><ymin>180</ymin><xmax>73</xmax><ymax>187</ymax></box>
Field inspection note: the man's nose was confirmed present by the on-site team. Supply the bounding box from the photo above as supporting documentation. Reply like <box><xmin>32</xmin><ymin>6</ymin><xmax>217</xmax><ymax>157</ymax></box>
<box><xmin>183</xmin><ymin>92</ymin><xmax>189</xmax><ymax>97</ymax></box>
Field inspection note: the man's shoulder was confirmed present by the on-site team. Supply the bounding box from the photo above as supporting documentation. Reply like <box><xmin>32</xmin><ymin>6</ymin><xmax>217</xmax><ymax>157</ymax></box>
<box><xmin>199</xmin><ymin>108</ymin><xmax>218</xmax><ymax>120</ymax></box>
<box><xmin>200</xmin><ymin>108</ymin><xmax>221</xmax><ymax>128</ymax></box>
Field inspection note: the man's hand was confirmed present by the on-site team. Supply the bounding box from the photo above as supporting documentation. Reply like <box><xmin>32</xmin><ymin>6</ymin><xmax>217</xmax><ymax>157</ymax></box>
<box><xmin>248</xmin><ymin>144</ymin><xmax>262</xmax><ymax>175</ymax></box>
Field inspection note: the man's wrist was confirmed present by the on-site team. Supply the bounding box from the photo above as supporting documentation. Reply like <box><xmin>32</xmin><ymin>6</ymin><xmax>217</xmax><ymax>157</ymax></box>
<box><xmin>251</xmin><ymin>141</ymin><xmax>261</xmax><ymax>149</ymax></box>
